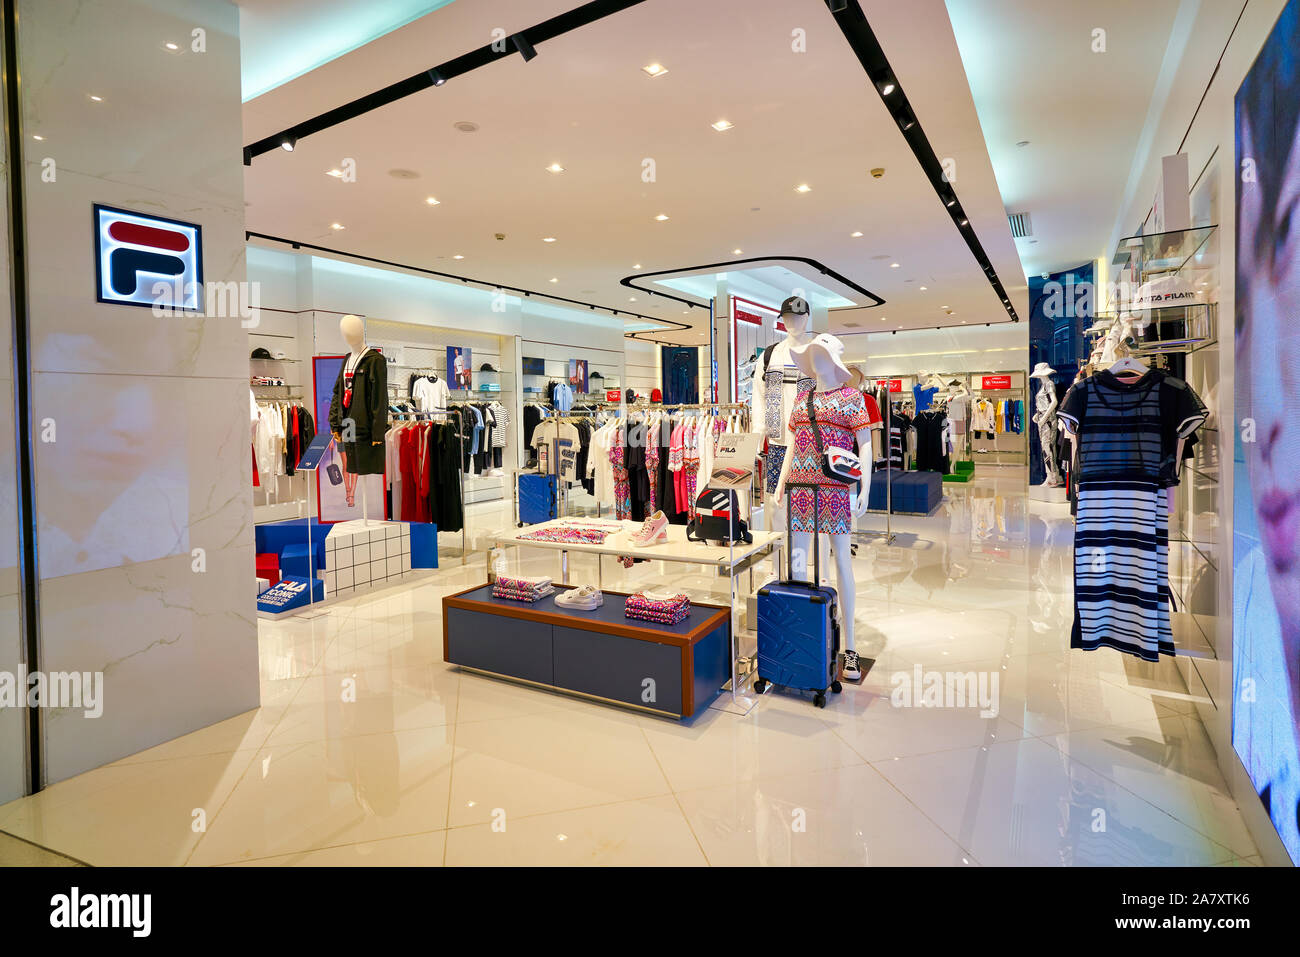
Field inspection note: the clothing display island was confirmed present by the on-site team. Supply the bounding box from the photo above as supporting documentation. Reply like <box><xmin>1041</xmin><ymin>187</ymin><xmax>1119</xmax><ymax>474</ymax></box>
<box><xmin>443</xmin><ymin>585</ymin><xmax>731</xmax><ymax>718</ymax></box>
<box><xmin>441</xmin><ymin>517</ymin><xmax>784</xmax><ymax>717</ymax></box>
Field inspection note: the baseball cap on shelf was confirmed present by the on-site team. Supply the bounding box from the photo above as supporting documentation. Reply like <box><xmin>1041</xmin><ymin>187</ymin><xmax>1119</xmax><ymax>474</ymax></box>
<box><xmin>250</xmin><ymin>347</ymin><xmax>273</xmax><ymax>360</ymax></box>
<box><xmin>479</xmin><ymin>363</ymin><xmax>499</xmax><ymax>372</ymax></box>
<box><xmin>779</xmin><ymin>295</ymin><xmax>810</xmax><ymax>317</ymax></box>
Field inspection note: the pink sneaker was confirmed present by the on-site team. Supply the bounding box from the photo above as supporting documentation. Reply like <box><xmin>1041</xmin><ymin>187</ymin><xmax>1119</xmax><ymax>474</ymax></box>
<box><xmin>628</xmin><ymin>510</ymin><xmax>669</xmax><ymax>546</ymax></box>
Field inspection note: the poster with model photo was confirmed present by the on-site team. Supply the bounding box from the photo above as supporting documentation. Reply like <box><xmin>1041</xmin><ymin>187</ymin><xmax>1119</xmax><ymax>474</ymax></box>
<box><xmin>569</xmin><ymin>358</ymin><xmax>588</xmax><ymax>394</ymax></box>
<box><xmin>447</xmin><ymin>346</ymin><xmax>472</xmax><ymax>391</ymax></box>
<box><xmin>1233</xmin><ymin>0</ymin><xmax>1300</xmax><ymax>864</ymax></box>
<box><xmin>312</xmin><ymin>355</ymin><xmax>384</xmax><ymax>523</ymax></box>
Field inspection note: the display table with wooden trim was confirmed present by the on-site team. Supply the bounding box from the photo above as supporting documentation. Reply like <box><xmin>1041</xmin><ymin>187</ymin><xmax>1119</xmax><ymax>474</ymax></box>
<box><xmin>442</xmin><ymin>584</ymin><xmax>731</xmax><ymax>718</ymax></box>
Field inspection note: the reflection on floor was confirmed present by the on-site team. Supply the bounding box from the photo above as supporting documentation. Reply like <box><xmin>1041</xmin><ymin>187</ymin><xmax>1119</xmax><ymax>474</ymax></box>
<box><xmin>0</xmin><ymin>469</ymin><xmax>1262</xmax><ymax>865</ymax></box>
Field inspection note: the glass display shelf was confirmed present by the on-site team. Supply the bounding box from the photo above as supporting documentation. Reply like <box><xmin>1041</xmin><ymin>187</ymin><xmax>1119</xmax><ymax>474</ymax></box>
<box><xmin>1111</xmin><ymin>224</ymin><xmax>1218</xmax><ymax>275</ymax></box>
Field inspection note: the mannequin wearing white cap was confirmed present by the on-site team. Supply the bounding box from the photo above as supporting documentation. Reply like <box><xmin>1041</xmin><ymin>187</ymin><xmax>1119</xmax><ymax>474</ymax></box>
<box><xmin>773</xmin><ymin>333</ymin><xmax>875</xmax><ymax>679</ymax></box>
<box><xmin>751</xmin><ymin>297</ymin><xmax>816</xmax><ymax>532</ymax></box>
<box><xmin>1030</xmin><ymin>362</ymin><xmax>1061</xmax><ymax>487</ymax></box>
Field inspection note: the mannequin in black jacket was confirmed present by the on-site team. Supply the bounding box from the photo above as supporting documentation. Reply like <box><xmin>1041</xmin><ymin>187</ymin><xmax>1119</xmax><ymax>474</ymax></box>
<box><xmin>329</xmin><ymin>315</ymin><xmax>388</xmax><ymax>509</ymax></box>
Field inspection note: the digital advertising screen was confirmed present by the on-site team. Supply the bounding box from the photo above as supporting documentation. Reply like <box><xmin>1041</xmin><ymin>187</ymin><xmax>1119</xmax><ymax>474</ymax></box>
<box><xmin>1233</xmin><ymin>0</ymin><xmax>1300</xmax><ymax>864</ymax></box>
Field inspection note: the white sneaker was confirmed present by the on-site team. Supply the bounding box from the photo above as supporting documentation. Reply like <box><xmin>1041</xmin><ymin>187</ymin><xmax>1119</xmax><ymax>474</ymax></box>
<box><xmin>556</xmin><ymin>584</ymin><xmax>603</xmax><ymax>610</ymax></box>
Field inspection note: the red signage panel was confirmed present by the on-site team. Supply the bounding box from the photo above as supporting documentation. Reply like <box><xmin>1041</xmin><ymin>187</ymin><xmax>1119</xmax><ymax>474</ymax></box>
<box><xmin>874</xmin><ymin>379</ymin><xmax>904</xmax><ymax>393</ymax></box>
<box><xmin>982</xmin><ymin>375</ymin><xmax>1012</xmax><ymax>390</ymax></box>
<box><xmin>606</xmin><ymin>389</ymin><xmax>623</xmax><ymax>402</ymax></box>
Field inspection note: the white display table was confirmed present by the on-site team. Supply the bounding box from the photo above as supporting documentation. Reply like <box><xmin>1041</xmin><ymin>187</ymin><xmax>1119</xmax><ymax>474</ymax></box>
<box><xmin>498</xmin><ymin>518</ymin><xmax>783</xmax><ymax>714</ymax></box>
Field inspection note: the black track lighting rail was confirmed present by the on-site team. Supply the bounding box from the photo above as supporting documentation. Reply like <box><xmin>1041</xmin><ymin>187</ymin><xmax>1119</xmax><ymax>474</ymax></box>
<box><xmin>244</xmin><ymin>231</ymin><xmax>692</xmax><ymax>337</ymax></box>
<box><xmin>620</xmin><ymin>256</ymin><xmax>885</xmax><ymax>315</ymax></box>
<box><xmin>825</xmin><ymin>0</ymin><xmax>1021</xmax><ymax>323</ymax></box>
<box><xmin>243</xmin><ymin>0</ymin><xmax>649</xmax><ymax>164</ymax></box>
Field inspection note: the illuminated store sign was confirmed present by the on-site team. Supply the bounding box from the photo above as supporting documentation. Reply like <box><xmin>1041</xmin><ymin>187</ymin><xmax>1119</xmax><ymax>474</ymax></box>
<box><xmin>94</xmin><ymin>204</ymin><xmax>203</xmax><ymax>309</ymax></box>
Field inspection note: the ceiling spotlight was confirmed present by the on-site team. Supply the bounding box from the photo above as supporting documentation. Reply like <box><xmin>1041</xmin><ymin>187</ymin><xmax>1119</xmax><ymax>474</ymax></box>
<box><xmin>711</xmin><ymin>119</ymin><xmax>734</xmax><ymax>132</ymax></box>
<box><xmin>629</xmin><ymin>297</ymin><xmax>637</xmax><ymax>302</ymax></box>
<box><xmin>546</xmin><ymin>162</ymin><xmax>564</xmax><ymax>173</ymax></box>
<box><xmin>634</xmin><ymin>264</ymin><xmax>642</xmax><ymax>269</ymax></box>
<box><xmin>326</xmin><ymin>168</ymin><xmax>343</xmax><ymax>178</ymax></box>
<box><xmin>330</xmin><ymin>223</ymin><xmax>344</xmax><ymax>230</ymax></box>
<box><xmin>453</xmin><ymin>254</ymin><xmax>464</xmax><ymax>260</ymax></box>
<box><xmin>543</xmin><ymin>237</ymin><xmax>557</xmax><ymax>243</ymax></box>
<box><xmin>425</xmin><ymin>196</ymin><xmax>440</xmax><ymax>205</ymax></box>
<box><xmin>642</xmin><ymin>62</ymin><xmax>668</xmax><ymax>78</ymax></box>
<box><xmin>511</xmin><ymin>34</ymin><xmax>537</xmax><ymax>62</ymax></box>
<box><xmin>795</xmin><ymin>183</ymin><xmax>812</xmax><ymax>193</ymax></box>
<box><xmin>549</xmin><ymin>277</ymin><xmax>558</xmax><ymax>283</ymax></box>
<box><xmin>280</xmin><ymin>136</ymin><xmax>296</xmax><ymax>151</ymax></box>
<box><xmin>946</xmin><ymin>199</ymin><xmax>956</xmax><ymax>208</ymax></box>
<box><xmin>851</xmin><ymin>231</ymin><xmax>864</xmax><ymax>238</ymax></box>
<box><xmin>959</xmin><ymin>219</ymin><xmax>968</xmax><ymax>226</ymax></box>
<box><xmin>900</xmin><ymin>118</ymin><xmax>915</xmax><ymax>131</ymax></box>
<box><xmin>88</xmin><ymin>94</ymin><xmax>104</xmax><ymax>102</ymax></box>
<box><xmin>32</xmin><ymin>134</ymin><xmax>43</xmax><ymax>141</ymax></box>
<box><xmin>428</xmin><ymin>68</ymin><xmax>447</xmax><ymax>86</ymax></box>
<box><xmin>827</xmin><ymin>0</ymin><xmax>849</xmax><ymax>11</ymax></box>
<box><xmin>890</xmin><ymin>262</ymin><xmax>900</xmax><ymax>269</ymax></box>
<box><xmin>880</xmin><ymin>82</ymin><xmax>895</xmax><ymax>95</ymax></box>
<box><xmin>164</xmin><ymin>42</ymin><xmax>180</xmax><ymax>51</ymax></box>
<box><xmin>733</xmin><ymin>248</ymin><xmax>743</xmax><ymax>255</ymax></box>
<box><xmin>654</xmin><ymin>214</ymin><xmax>669</xmax><ymax>221</ymax></box>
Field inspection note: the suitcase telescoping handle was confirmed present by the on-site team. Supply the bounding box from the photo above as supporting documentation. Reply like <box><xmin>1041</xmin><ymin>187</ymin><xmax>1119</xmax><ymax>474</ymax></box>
<box><xmin>784</xmin><ymin>482</ymin><xmax>820</xmax><ymax>588</ymax></box>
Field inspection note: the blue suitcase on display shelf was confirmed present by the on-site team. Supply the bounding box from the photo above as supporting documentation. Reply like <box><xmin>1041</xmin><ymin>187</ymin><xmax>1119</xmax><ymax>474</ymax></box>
<box><xmin>517</xmin><ymin>473</ymin><xmax>558</xmax><ymax>526</ymax></box>
<box><xmin>755</xmin><ymin>484</ymin><xmax>842</xmax><ymax>708</ymax></box>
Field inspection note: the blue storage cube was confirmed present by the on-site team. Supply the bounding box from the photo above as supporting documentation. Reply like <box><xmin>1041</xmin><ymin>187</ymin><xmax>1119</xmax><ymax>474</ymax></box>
<box><xmin>280</xmin><ymin>542</ymin><xmax>318</xmax><ymax>578</ymax></box>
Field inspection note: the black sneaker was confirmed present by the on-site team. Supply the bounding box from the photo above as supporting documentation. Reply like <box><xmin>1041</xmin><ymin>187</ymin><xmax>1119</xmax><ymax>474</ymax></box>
<box><xmin>842</xmin><ymin>650</ymin><xmax>862</xmax><ymax>680</ymax></box>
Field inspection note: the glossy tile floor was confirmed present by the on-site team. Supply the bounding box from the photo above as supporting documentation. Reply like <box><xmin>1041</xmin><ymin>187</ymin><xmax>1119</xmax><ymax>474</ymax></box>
<box><xmin>0</xmin><ymin>469</ymin><xmax>1262</xmax><ymax>865</ymax></box>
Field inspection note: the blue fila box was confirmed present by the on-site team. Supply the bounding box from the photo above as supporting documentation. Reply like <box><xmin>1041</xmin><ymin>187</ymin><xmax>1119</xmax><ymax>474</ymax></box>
<box><xmin>256</xmin><ymin>575</ymin><xmax>325</xmax><ymax>616</ymax></box>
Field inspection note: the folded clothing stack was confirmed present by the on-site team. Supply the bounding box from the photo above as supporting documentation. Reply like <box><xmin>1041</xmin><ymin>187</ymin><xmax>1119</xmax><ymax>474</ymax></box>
<box><xmin>492</xmin><ymin>575</ymin><xmax>555</xmax><ymax>603</ymax></box>
<box><xmin>624</xmin><ymin>590</ymin><xmax>691</xmax><ymax>625</ymax></box>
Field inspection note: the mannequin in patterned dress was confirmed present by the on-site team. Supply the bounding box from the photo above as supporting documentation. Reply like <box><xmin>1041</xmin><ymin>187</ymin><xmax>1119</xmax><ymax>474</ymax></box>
<box><xmin>773</xmin><ymin>334</ymin><xmax>873</xmax><ymax>679</ymax></box>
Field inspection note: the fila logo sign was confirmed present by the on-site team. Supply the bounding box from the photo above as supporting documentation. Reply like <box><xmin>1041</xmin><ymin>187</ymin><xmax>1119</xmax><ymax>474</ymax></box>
<box><xmin>94</xmin><ymin>204</ymin><xmax>203</xmax><ymax>309</ymax></box>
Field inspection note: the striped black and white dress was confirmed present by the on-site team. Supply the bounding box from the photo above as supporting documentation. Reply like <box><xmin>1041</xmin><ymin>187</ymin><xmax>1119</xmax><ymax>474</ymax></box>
<box><xmin>1057</xmin><ymin>370</ymin><xmax>1207</xmax><ymax>661</ymax></box>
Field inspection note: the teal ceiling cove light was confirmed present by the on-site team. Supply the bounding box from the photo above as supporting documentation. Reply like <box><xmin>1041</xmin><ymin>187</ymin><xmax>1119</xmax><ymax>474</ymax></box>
<box><xmin>240</xmin><ymin>1</ymin><xmax>459</xmax><ymax>102</ymax></box>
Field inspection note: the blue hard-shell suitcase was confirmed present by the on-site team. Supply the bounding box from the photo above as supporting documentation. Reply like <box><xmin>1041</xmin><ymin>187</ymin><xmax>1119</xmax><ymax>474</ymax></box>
<box><xmin>755</xmin><ymin>483</ymin><xmax>842</xmax><ymax>707</ymax></box>
<box><xmin>517</xmin><ymin>473</ymin><xmax>557</xmax><ymax>525</ymax></box>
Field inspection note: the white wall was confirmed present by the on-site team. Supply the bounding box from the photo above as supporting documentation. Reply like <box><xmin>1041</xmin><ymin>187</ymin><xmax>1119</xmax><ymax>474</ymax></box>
<box><xmin>840</xmin><ymin>323</ymin><xmax>1028</xmax><ymax>376</ymax></box>
<box><xmin>20</xmin><ymin>0</ymin><xmax>258</xmax><ymax>782</ymax></box>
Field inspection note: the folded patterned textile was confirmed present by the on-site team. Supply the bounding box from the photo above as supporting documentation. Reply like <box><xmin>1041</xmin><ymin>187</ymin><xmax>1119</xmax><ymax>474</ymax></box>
<box><xmin>492</xmin><ymin>585</ymin><xmax>554</xmax><ymax>603</ymax></box>
<box><xmin>625</xmin><ymin>592</ymin><xmax>689</xmax><ymax>613</ymax></box>
<box><xmin>518</xmin><ymin>526</ymin><xmax>614</xmax><ymax>545</ymax></box>
<box><xmin>626</xmin><ymin>608</ymin><xmax>689</xmax><ymax>625</ymax></box>
<box><xmin>495</xmin><ymin>574</ymin><xmax>553</xmax><ymax>588</ymax></box>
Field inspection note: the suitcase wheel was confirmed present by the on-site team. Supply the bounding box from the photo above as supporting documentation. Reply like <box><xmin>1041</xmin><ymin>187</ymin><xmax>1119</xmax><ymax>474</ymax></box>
<box><xmin>753</xmin><ymin>678</ymin><xmax>768</xmax><ymax>695</ymax></box>
<box><xmin>813</xmin><ymin>691</ymin><xmax>826</xmax><ymax>709</ymax></box>
<box><xmin>831</xmin><ymin>680</ymin><xmax>843</xmax><ymax>695</ymax></box>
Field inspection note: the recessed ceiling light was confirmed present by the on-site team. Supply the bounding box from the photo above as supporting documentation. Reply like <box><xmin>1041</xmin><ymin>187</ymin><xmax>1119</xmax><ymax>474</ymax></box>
<box><xmin>542</xmin><ymin>236</ymin><xmax>557</xmax><ymax>243</ymax></box>
<box><xmin>654</xmin><ymin>214</ymin><xmax>669</xmax><ymax>221</ymax></box>
<box><xmin>919</xmin><ymin>286</ymin><xmax>928</xmax><ymax>291</ymax></box>
<box><xmin>1016</xmin><ymin>140</ymin><xmax>1030</xmax><ymax>147</ymax></box>
<box><xmin>711</xmin><ymin>119</ymin><xmax>734</xmax><ymax>132</ymax></box>
<box><xmin>326</xmin><ymin>168</ymin><xmax>343</xmax><ymax>178</ymax></box>
<box><xmin>795</xmin><ymin>183</ymin><xmax>812</xmax><ymax>193</ymax></box>
<box><xmin>890</xmin><ymin>262</ymin><xmax>900</xmax><ymax>268</ymax></box>
<box><xmin>549</xmin><ymin>277</ymin><xmax>558</xmax><ymax>283</ymax></box>
<box><xmin>88</xmin><ymin>94</ymin><xmax>104</xmax><ymax>102</ymax></box>
<box><xmin>642</xmin><ymin>63</ymin><xmax>668</xmax><ymax>78</ymax></box>
<box><xmin>164</xmin><ymin>41</ymin><xmax>180</xmax><ymax>52</ymax></box>
<box><xmin>453</xmin><ymin>254</ymin><xmax>464</xmax><ymax>260</ymax></box>
<box><xmin>546</xmin><ymin>162</ymin><xmax>564</xmax><ymax>173</ymax></box>
<box><xmin>32</xmin><ymin>134</ymin><xmax>43</xmax><ymax>141</ymax></box>
<box><xmin>633</xmin><ymin>264</ymin><xmax>642</xmax><ymax>269</ymax></box>
<box><xmin>850</xmin><ymin>231</ymin><xmax>863</xmax><ymax>238</ymax></box>
<box><xmin>941</xmin><ymin>305</ymin><xmax>949</xmax><ymax>309</ymax></box>
<box><xmin>880</xmin><ymin>316</ymin><xmax>888</xmax><ymax>321</ymax></box>
<box><xmin>425</xmin><ymin>196</ymin><xmax>440</xmax><ymax>206</ymax></box>
<box><xmin>453</xmin><ymin>121</ymin><xmax>479</xmax><ymax>133</ymax></box>
<box><xmin>733</xmin><ymin>248</ymin><xmax>743</xmax><ymax>255</ymax></box>
<box><xmin>330</xmin><ymin>223</ymin><xmax>344</xmax><ymax>230</ymax></box>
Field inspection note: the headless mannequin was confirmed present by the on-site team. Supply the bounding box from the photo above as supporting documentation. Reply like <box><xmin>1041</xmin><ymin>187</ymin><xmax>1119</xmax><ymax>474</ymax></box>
<box><xmin>335</xmin><ymin>314</ymin><xmax>382</xmax><ymax>521</ymax></box>
<box><xmin>1031</xmin><ymin>373</ymin><xmax>1061</xmax><ymax>487</ymax></box>
<box><xmin>751</xmin><ymin>310</ymin><xmax>814</xmax><ymax>536</ymax></box>
<box><xmin>773</xmin><ymin>346</ymin><xmax>872</xmax><ymax>657</ymax></box>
